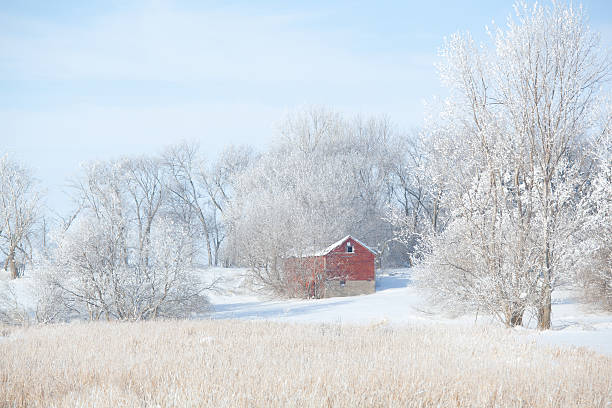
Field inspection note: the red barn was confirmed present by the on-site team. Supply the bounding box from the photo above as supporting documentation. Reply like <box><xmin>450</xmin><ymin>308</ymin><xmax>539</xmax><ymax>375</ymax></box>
<box><xmin>284</xmin><ymin>235</ymin><xmax>376</xmax><ymax>298</ymax></box>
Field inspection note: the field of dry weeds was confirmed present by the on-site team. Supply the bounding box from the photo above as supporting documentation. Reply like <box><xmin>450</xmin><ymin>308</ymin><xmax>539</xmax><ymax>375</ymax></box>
<box><xmin>0</xmin><ymin>320</ymin><xmax>610</xmax><ymax>407</ymax></box>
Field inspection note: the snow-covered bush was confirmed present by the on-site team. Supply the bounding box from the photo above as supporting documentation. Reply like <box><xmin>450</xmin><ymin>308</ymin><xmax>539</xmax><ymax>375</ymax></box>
<box><xmin>38</xmin><ymin>158</ymin><xmax>210</xmax><ymax>322</ymax></box>
<box><xmin>41</xmin><ymin>216</ymin><xmax>209</xmax><ymax>321</ymax></box>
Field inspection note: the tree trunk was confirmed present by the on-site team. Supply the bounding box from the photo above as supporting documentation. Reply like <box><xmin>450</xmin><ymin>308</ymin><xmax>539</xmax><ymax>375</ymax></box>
<box><xmin>537</xmin><ymin>239</ymin><xmax>553</xmax><ymax>330</ymax></box>
<box><xmin>538</xmin><ymin>179</ymin><xmax>553</xmax><ymax>330</ymax></box>
<box><xmin>196</xmin><ymin>210</ymin><xmax>214</xmax><ymax>267</ymax></box>
<box><xmin>8</xmin><ymin>249</ymin><xmax>17</xmax><ymax>279</ymax></box>
<box><xmin>509</xmin><ymin>308</ymin><xmax>524</xmax><ymax>327</ymax></box>
<box><xmin>537</xmin><ymin>284</ymin><xmax>552</xmax><ymax>330</ymax></box>
<box><xmin>213</xmin><ymin>237</ymin><xmax>222</xmax><ymax>267</ymax></box>
<box><xmin>4</xmin><ymin>245</ymin><xmax>19</xmax><ymax>279</ymax></box>
<box><xmin>203</xmin><ymin>227</ymin><xmax>213</xmax><ymax>267</ymax></box>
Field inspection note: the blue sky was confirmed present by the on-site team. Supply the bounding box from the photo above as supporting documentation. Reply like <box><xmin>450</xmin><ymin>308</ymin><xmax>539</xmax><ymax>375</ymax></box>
<box><xmin>2</xmin><ymin>1</ymin><xmax>612</xmax><ymax>214</ymax></box>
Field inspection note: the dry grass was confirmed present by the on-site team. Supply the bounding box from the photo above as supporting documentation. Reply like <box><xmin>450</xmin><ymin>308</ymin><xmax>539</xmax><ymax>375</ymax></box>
<box><xmin>0</xmin><ymin>320</ymin><xmax>610</xmax><ymax>407</ymax></box>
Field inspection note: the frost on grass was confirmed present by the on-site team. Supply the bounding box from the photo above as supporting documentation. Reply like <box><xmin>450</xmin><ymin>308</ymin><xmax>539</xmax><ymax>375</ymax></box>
<box><xmin>0</xmin><ymin>320</ymin><xmax>610</xmax><ymax>408</ymax></box>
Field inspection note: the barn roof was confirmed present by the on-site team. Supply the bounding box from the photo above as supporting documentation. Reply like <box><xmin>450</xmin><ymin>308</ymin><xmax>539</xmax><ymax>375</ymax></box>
<box><xmin>287</xmin><ymin>235</ymin><xmax>377</xmax><ymax>258</ymax></box>
<box><xmin>314</xmin><ymin>235</ymin><xmax>377</xmax><ymax>256</ymax></box>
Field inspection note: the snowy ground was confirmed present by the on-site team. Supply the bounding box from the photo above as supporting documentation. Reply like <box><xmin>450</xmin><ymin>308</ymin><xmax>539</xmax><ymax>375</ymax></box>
<box><xmin>202</xmin><ymin>267</ymin><xmax>612</xmax><ymax>356</ymax></box>
<box><xmin>2</xmin><ymin>267</ymin><xmax>611</xmax><ymax>355</ymax></box>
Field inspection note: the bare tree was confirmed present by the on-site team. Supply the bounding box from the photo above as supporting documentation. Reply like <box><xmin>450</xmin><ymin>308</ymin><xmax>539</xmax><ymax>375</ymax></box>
<box><xmin>163</xmin><ymin>143</ymin><xmax>217</xmax><ymax>266</ymax></box>
<box><xmin>163</xmin><ymin>142</ymin><xmax>255</xmax><ymax>267</ymax></box>
<box><xmin>205</xmin><ymin>145</ymin><xmax>255</xmax><ymax>215</ymax></box>
<box><xmin>0</xmin><ymin>154</ymin><xmax>41</xmax><ymax>279</ymax></box>
<box><xmin>123</xmin><ymin>157</ymin><xmax>166</xmax><ymax>265</ymax></box>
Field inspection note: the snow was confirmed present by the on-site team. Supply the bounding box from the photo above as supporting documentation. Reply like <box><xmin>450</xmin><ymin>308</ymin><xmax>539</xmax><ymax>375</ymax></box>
<box><xmin>207</xmin><ymin>268</ymin><xmax>441</xmax><ymax>324</ymax></box>
<box><xmin>202</xmin><ymin>267</ymin><xmax>612</xmax><ymax>356</ymax></box>
<box><xmin>525</xmin><ymin>290</ymin><xmax>612</xmax><ymax>355</ymax></box>
<box><xmin>0</xmin><ymin>271</ymin><xmax>38</xmax><ymax>311</ymax></box>
<box><xmin>292</xmin><ymin>235</ymin><xmax>377</xmax><ymax>257</ymax></box>
<box><xmin>2</xmin><ymin>266</ymin><xmax>610</xmax><ymax>356</ymax></box>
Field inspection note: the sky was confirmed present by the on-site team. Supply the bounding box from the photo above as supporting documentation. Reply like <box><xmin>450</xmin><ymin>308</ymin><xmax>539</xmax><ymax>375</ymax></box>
<box><xmin>2</xmin><ymin>0</ymin><xmax>612</xmax><ymax>214</ymax></box>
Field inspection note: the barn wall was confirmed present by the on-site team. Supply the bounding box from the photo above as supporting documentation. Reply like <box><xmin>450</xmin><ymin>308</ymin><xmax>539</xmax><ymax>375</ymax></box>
<box><xmin>283</xmin><ymin>237</ymin><xmax>376</xmax><ymax>298</ymax></box>
<box><xmin>324</xmin><ymin>239</ymin><xmax>375</xmax><ymax>281</ymax></box>
<box><xmin>324</xmin><ymin>280</ymin><xmax>375</xmax><ymax>297</ymax></box>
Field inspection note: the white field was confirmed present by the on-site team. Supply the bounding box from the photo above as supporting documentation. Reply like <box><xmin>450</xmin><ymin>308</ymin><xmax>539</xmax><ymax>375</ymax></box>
<box><xmin>202</xmin><ymin>267</ymin><xmax>612</xmax><ymax>356</ymax></box>
<box><xmin>1</xmin><ymin>266</ymin><xmax>611</xmax><ymax>356</ymax></box>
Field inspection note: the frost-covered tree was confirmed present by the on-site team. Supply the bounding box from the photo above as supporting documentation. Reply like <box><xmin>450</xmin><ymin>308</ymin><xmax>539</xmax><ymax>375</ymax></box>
<box><xmin>228</xmin><ymin>108</ymin><xmax>400</xmax><ymax>296</ymax></box>
<box><xmin>404</xmin><ymin>1</ymin><xmax>610</xmax><ymax>328</ymax></box>
<box><xmin>0</xmin><ymin>154</ymin><xmax>41</xmax><ymax>279</ymax></box>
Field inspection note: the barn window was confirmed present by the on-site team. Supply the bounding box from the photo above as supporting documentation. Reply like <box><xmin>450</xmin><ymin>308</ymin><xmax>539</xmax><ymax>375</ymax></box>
<box><xmin>346</xmin><ymin>242</ymin><xmax>353</xmax><ymax>253</ymax></box>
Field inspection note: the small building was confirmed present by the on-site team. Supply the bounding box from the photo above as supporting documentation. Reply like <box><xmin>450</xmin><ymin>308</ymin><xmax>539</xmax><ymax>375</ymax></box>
<box><xmin>284</xmin><ymin>235</ymin><xmax>376</xmax><ymax>298</ymax></box>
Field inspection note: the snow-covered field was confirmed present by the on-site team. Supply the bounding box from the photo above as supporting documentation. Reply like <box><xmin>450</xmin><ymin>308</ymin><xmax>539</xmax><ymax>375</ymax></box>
<box><xmin>1</xmin><ymin>267</ymin><xmax>611</xmax><ymax>407</ymax></box>
<box><xmin>2</xmin><ymin>266</ymin><xmax>611</xmax><ymax>356</ymax></box>
<box><xmin>202</xmin><ymin>267</ymin><xmax>612</xmax><ymax>356</ymax></box>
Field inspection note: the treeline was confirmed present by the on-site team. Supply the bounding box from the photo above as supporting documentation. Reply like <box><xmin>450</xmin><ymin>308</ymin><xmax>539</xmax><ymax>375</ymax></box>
<box><xmin>0</xmin><ymin>110</ymin><xmax>431</xmax><ymax>322</ymax></box>
<box><xmin>1</xmin><ymin>1</ymin><xmax>610</xmax><ymax>327</ymax></box>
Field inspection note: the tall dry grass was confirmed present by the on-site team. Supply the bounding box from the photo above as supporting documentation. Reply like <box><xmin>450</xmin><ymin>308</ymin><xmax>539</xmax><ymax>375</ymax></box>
<box><xmin>0</xmin><ymin>320</ymin><xmax>610</xmax><ymax>407</ymax></box>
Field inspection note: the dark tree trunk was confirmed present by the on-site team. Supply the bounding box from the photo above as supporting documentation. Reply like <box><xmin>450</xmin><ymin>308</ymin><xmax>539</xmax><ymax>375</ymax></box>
<box><xmin>509</xmin><ymin>308</ymin><xmax>524</xmax><ymax>327</ymax></box>
<box><xmin>8</xmin><ymin>250</ymin><xmax>17</xmax><ymax>279</ymax></box>
<box><xmin>537</xmin><ymin>285</ymin><xmax>552</xmax><ymax>330</ymax></box>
